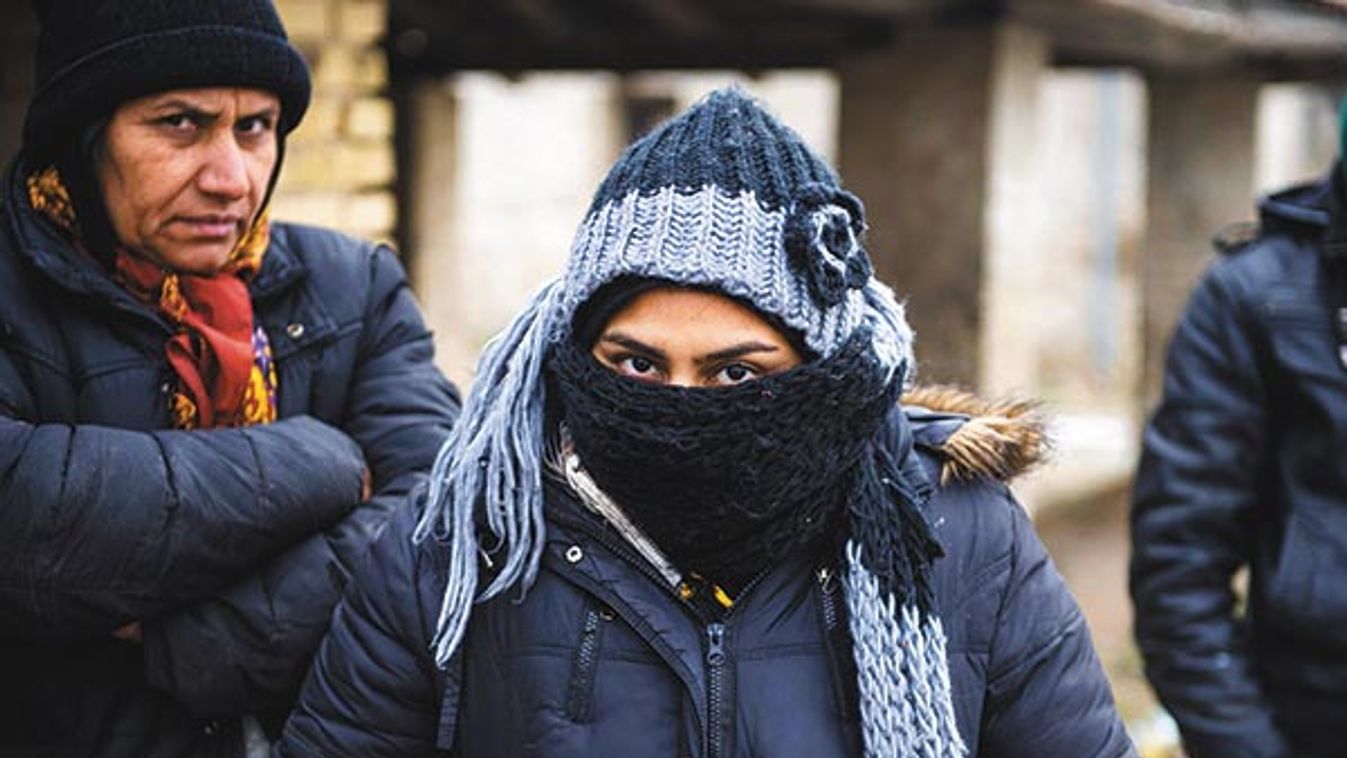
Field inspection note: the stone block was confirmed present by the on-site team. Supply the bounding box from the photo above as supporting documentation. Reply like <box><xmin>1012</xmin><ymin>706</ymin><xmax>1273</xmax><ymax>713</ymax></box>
<box><xmin>353</xmin><ymin>47</ymin><xmax>390</xmax><ymax>91</ymax></box>
<box><xmin>334</xmin><ymin>141</ymin><xmax>396</xmax><ymax>187</ymax></box>
<box><xmin>313</xmin><ymin>45</ymin><xmax>358</xmax><ymax>93</ymax></box>
<box><xmin>270</xmin><ymin>191</ymin><xmax>344</xmax><ymax>228</ymax></box>
<box><xmin>276</xmin><ymin>0</ymin><xmax>331</xmax><ymax>43</ymax></box>
<box><xmin>338</xmin><ymin>1</ymin><xmax>387</xmax><ymax>45</ymax></box>
<box><xmin>314</xmin><ymin>45</ymin><xmax>387</xmax><ymax>94</ymax></box>
<box><xmin>276</xmin><ymin>142</ymin><xmax>338</xmax><ymax>191</ymax></box>
<box><xmin>287</xmin><ymin>96</ymin><xmax>343</xmax><ymax>144</ymax></box>
<box><xmin>344</xmin><ymin>192</ymin><xmax>397</xmax><ymax>234</ymax></box>
<box><xmin>345</xmin><ymin>97</ymin><xmax>394</xmax><ymax>139</ymax></box>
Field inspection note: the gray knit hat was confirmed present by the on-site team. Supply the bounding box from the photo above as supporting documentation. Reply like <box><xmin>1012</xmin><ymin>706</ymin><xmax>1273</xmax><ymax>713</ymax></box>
<box><xmin>556</xmin><ymin>87</ymin><xmax>913</xmax><ymax>374</ymax></box>
<box><xmin>417</xmin><ymin>88</ymin><xmax>962</xmax><ymax>758</ymax></box>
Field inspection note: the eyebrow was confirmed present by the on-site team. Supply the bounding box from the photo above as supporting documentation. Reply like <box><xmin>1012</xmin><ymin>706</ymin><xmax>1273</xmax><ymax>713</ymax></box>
<box><xmin>147</xmin><ymin>99</ymin><xmax>216</xmax><ymax>115</ymax></box>
<box><xmin>241</xmin><ymin>105</ymin><xmax>281</xmax><ymax>121</ymax></box>
<box><xmin>598</xmin><ymin>332</ymin><xmax>779</xmax><ymax>365</ymax></box>
<box><xmin>145</xmin><ymin>100</ymin><xmax>278</xmax><ymax>122</ymax></box>
<box><xmin>696</xmin><ymin>341</ymin><xmax>780</xmax><ymax>366</ymax></box>
<box><xmin>597</xmin><ymin>333</ymin><xmax>667</xmax><ymax>361</ymax></box>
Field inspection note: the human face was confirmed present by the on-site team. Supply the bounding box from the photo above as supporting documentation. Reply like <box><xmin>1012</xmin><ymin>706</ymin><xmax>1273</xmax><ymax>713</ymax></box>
<box><xmin>591</xmin><ymin>287</ymin><xmax>805</xmax><ymax>388</ymax></box>
<box><xmin>95</xmin><ymin>87</ymin><xmax>280</xmax><ymax>274</ymax></box>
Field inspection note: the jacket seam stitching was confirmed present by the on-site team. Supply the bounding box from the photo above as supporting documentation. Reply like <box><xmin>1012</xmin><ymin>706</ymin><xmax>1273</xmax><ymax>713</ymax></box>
<box><xmin>985</xmin><ymin>614</ymin><xmax>1084</xmax><ymax>690</ymax></box>
<box><xmin>240</xmin><ymin>429</ymin><xmax>273</xmax><ymax>526</ymax></box>
<box><xmin>982</xmin><ymin>492</ymin><xmax>1020</xmax><ymax>667</ymax></box>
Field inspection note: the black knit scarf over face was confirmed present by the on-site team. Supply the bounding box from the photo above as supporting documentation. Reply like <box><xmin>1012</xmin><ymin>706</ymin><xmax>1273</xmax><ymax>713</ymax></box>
<box><xmin>547</xmin><ymin>329</ymin><xmax>900</xmax><ymax>595</ymax></box>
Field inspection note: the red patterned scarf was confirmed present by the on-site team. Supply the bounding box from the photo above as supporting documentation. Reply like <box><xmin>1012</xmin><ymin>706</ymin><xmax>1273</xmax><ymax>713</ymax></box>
<box><xmin>27</xmin><ymin>166</ymin><xmax>278</xmax><ymax>429</ymax></box>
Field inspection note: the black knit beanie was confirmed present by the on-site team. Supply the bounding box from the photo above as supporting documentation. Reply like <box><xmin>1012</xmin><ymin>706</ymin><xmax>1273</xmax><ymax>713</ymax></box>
<box><xmin>23</xmin><ymin>0</ymin><xmax>312</xmax><ymax>164</ymax></box>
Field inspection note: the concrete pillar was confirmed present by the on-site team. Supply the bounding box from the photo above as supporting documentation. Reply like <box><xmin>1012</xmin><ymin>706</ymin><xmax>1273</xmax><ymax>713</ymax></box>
<box><xmin>839</xmin><ymin>23</ymin><xmax>1049</xmax><ymax>389</ymax></box>
<box><xmin>400</xmin><ymin>80</ymin><xmax>469</xmax><ymax>379</ymax></box>
<box><xmin>1142</xmin><ymin>72</ymin><xmax>1258</xmax><ymax>404</ymax></box>
<box><xmin>402</xmin><ymin>74</ymin><xmax>624</xmax><ymax>386</ymax></box>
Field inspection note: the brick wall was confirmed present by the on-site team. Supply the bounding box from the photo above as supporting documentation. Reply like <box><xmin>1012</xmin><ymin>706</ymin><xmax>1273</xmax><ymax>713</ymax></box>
<box><xmin>272</xmin><ymin>0</ymin><xmax>396</xmax><ymax>243</ymax></box>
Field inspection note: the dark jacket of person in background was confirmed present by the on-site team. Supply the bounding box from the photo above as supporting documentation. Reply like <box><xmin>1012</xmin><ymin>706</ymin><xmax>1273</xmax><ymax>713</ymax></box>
<box><xmin>1132</xmin><ymin>171</ymin><xmax>1347</xmax><ymax>758</ymax></box>
<box><xmin>0</xmin><ymin>0</ymin><xmax>459</xmax><ymax>755</ymax></box>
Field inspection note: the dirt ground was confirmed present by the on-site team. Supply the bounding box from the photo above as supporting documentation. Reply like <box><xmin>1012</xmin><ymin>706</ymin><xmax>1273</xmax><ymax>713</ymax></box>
<box><xmin>1034</xmin><ymin>481</ymin><xmax>1184</xmax><ymax>756</ymax></box>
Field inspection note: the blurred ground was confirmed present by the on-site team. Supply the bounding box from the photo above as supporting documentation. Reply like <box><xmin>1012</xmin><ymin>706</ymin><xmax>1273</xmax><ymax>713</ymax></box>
<box><xmin>1036</xmin><ymin>479</ymin><xmax>1185</xmax><ymax>757</ymax></box>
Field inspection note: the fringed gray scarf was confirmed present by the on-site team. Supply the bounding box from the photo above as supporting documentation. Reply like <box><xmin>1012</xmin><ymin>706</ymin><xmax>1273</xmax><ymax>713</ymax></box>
<box><xmin>414</xmin><ymin>288</ymin><xmax>966</xmax><ymax>758</ymax></box>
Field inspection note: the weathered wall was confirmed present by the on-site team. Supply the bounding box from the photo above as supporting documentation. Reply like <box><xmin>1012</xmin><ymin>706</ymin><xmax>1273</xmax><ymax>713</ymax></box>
<box><xmin>272</xmin><ymin>0</ymin><xmax>396</xmax><ymax>243</ymax></box>
<box><xmin>1142</xmin><ymin>72</ymin><xmax>1260</xmax><ymax>404</ymax></box>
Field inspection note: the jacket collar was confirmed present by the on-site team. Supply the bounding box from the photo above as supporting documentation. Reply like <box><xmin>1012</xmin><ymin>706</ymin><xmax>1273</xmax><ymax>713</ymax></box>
<box><xmin>1256</xmin><ymin>166</ymin><xmax>1347</xmax><ymax>261</ymax></box>
<box><xmin>1325</xmin><ymin>168</ymin><xmax>1347</xmax><ymax>261</ymax></box>
<box><xmin>247</xmin><ymin>223</ymin><xmax>308</xmax><ymax>300</ymax></box>
<box><xmin>4</xmin><ymin>158</ymin><xmax>146</xmax><ymax>312</ymax></box>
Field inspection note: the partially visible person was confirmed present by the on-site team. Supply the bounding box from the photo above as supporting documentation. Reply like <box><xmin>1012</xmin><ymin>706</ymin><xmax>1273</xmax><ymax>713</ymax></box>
<box><xmin>280</xmin><ymin>88</ymin><xmax>1135</xmax><ymax>758</ymax></box>
<box><xmin>0</xmin><ymin>1</ymin><xmax>458</xmax><ymax>755</ymax></box>
<box><xmin>1131</xmin><ymin>108</ymin><xmax>1347</xmax><ymax>758</ymax></box>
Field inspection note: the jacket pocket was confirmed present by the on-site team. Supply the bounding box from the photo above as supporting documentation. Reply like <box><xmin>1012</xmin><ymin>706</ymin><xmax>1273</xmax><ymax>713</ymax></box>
<box><xmin>566</xmin><ymin>603</ymin><xmax>607</xmax><ymax>723</ymax></box>
<box><xmin>1266</xmin><ymin>508</ymin><xmax>1347</xmax><ymax>651</ymax></box>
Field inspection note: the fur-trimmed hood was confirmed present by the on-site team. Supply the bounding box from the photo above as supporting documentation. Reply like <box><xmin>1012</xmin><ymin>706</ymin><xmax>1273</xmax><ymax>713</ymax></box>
<box><xmin>901</xmin><ymin>385</ymin><xmax>1050</xmax><ymax>484</ymax></box>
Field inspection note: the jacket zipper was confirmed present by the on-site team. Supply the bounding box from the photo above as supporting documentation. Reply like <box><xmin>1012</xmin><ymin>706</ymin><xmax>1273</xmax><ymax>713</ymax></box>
<box><xmin>819</xmin><ymin>567</ymin><xmax>839</xmax><ymax>630</ymax></box>
<box><xmin>817</xmin><ymin>566</ymin><xmax>856</xmax><ymax>719</ymax></box>
<box><xmin>705</xmin><ymin>622</ymin><xmax>727</xmax><ymax>758</ymax></box>
<box><xmin>555</xmin><ymin>500</ymin><xmax>783</xmax><ymax>758</ymax></box>
<box><xmin>697</xmin><ymin>568</ymin><xmax>772</xmax><ymax>758</ymax></box>
<box><xmin>566</xmin><ymin>606</ymin><xmax>603</xmax><ymax>722</ymax></box>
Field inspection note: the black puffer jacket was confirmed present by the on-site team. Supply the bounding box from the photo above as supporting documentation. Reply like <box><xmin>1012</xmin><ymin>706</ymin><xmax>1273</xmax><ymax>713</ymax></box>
<box><xmin>1132</xmin><ymin>173</ymin><xmax>1347</xmax><ymax>758</ymax></box>
<box><xmin>280</xmin><ymin>392</ymin><xmax>1136</xmax><ymax>758</ymax></box>
<box><xmin>0</xmin><ymin>164</ymin><xmax>459</xmax><ymax>757</ymax></box>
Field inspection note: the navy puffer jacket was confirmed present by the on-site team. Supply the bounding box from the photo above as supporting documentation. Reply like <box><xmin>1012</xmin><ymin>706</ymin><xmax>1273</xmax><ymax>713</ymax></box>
<box><xmin>1132</xmin><ymin>173</ymin><xmax>1347</xmax><ymax>758</ymax></box>
<box><xmin>0</xmin><ymin>164</ymin><xmax>459</xmax><ymax>757</ymax></box>
<box><xmin>280</xmin><ymin>392</ymin><xmax>1136</xmax><ymax>758</ymax></box>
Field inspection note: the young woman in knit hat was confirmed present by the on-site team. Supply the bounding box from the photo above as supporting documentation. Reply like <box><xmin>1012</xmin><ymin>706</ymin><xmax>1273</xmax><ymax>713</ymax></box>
<box><xmin>0</xmin><ymin>1</ymin><xmax>458</xmax><ymax>755</ymax></box>
<box><xmin>280</xmin><ymin>89</ymin><xmax>1136</xmax><ymax>758</ymax></box>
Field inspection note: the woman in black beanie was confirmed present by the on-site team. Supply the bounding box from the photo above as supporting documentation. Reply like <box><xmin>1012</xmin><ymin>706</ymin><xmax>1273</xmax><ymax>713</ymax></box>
<box><xmin>0</xmin><ymin>2</ymin><xmax>458</xmax><ymax>756</ymax></box>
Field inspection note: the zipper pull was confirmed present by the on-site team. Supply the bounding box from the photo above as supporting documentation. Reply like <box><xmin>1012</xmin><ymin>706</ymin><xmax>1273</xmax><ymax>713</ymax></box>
<box><xmin>1338</xmin><ymin>308</ymin><xmax>1347</xmax><ymax>370</ymax></box>
<box><xmin>817</xmin><ymin>566</ymin><xmax>837</xmax><ymax>594</ymax></box>
<box><xmin>706</xmin><ymin>622</ymin><xmax>726</xmax><ymax>667</ymax></box>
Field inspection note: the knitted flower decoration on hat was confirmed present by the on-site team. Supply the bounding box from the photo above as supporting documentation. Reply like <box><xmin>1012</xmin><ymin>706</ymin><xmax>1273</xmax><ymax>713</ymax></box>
<box><xmin>416</xmin><ymin>88</ymin><xmax>965</xmax><ymax>758</ymax></box>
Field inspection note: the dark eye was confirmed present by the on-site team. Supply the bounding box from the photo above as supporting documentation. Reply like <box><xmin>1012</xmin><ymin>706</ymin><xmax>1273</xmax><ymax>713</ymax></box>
<box><xmin>715</xmin><ymin>364</ymin><xmax>758</xmax><ymax>386</ymax></box>
<box><xmin>622</xmin><ymin>356</ymin><xmax>655</xmax><ymax>374</ymax></box>
<box><xmin>614</xmin><ymin>355</ymin><xmax>665</xmax><ymax>383</ymax></box>
<box><xmin>237</xmin><ymin>115</ymin><xmax>275</xmax><ymax>136</ymax></box>
<box><xmin>157</xmin><ymin>113</ymin><xmax>197</xmax><ymax>132</ymax></box>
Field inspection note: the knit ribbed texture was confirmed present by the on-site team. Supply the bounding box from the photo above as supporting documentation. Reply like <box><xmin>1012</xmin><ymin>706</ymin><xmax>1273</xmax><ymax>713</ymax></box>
<box><xmin>847</xmin><ymin>541</ymin><xmax>966</xmax><ymax>757</ymax></box>
<box><xmin>562</xmin><ymin>184</ymin><xmax>879</xmax><ymax>363</ymax></box>
<box><xmin>587</xmin><ymin>89</ymin><xmax>836</xmax><ymax>215</ymax></box>
<box><xmin>415</xmin><ymin>88</ymin><xmax>963</xmax><ymax>757</ymax></box>
<box><xmin>548</xmin><ymin>329</ymin><xmax>891</xmax><ymax>595</ymax></box>
<box><xmin>24</xmin><ymin>0</ymin><xmax>311</xmax><ymax>161</ymax></box>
